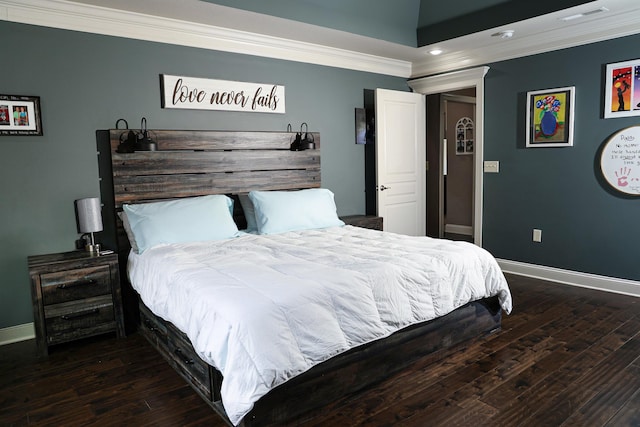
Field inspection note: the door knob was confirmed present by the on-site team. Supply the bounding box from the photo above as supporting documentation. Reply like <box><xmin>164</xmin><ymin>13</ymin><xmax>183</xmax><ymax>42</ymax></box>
<box><xmin>379</xmin><ymin>185</ymin><xmax>390</xmax><ymax>191</ymax></box>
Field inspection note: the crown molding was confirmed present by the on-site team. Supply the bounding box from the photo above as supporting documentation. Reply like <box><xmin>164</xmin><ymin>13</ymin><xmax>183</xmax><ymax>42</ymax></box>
<box><xmin>2</xmin><ymin>0</ymin><xmax>640</xmax><ymax>80</ymax></box>
<box><xmin>408</xmin><ymin>67</ymin><xmax>490</xmax><ymax>95</ymax></box>
<box><xmin>0</xmin><ymin>0</ymin><xmax>412</xmax><ymax>77</ymax></box>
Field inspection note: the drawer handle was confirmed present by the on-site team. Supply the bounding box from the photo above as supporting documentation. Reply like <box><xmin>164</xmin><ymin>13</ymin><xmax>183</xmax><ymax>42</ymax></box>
<box><xmin>144</xmin><ymin>319</ymin><xmax>167</xmax><ymax>339</ymax></box>
<box><xmin>174</xmin><ymin>348</ymin><xmax>194</xmax><ymax>365</ymax></box>
<box><xmin>61</xmin><ymin>308</ymin><xmax>99</xmax><ymax>320</ymax></box>
<box><xmin>57</xmin><ymin>279</ymin><xmax>97</xmax><ymax>290</ymax></box>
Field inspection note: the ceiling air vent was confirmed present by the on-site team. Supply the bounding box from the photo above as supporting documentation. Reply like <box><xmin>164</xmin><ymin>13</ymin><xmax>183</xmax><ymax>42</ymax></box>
<box><xmin>560</xmin><ymin>7</ymin><xmax>609</xmax><ymax>22</ymax></box>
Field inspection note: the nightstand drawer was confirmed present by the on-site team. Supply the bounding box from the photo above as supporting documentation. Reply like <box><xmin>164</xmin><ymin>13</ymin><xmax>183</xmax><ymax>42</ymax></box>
<box><xmin>44</xmin><ymin>295</ymin><xmax>115</xmax><ymax>345</ymax></box>
<box><xmin>41</xmin><ymin>265</ymin><xmax>112</xmax><ymax>305</ymax></box>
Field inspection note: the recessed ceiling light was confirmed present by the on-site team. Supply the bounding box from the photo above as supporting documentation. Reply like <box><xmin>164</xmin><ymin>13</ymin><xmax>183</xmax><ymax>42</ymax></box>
<box><xmin>492</xmin><ymin>30</ymin><xmax>514</xmax><ymax>39</ymax></box>
<box><xmin>429</xmin><ymin>49</ymin><xmax>443</xmax><ymax>56</ymax></box>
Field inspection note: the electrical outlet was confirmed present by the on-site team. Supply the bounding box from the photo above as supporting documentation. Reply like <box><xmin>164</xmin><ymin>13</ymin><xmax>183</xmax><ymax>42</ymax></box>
<box><xmin>533</xmin><ymin>229</ymin><xmax>542</xmax><ymax>242</ymax></box>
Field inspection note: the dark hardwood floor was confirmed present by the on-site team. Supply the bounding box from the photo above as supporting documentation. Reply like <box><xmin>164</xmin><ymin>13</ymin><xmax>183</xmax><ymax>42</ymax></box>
<box><xmin>2</xmin><ymin>273</ymin><xmax>639</xmax><ymax>426</ymax></box>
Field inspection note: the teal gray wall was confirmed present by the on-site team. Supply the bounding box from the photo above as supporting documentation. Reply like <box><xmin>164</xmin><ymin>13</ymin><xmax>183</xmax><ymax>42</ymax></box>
<box><xmin>0</xmin><ymin>21</ymin><xmax>408</xmax><ymax>329</ymax></box>
<box><xmin>483</xmin><ymin>34</ymin><xmax>640</xmax><ymax>281</ymax></box>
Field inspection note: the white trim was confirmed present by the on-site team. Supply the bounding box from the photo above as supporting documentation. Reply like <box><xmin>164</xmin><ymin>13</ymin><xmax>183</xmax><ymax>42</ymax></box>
<box><xmin>0</xmin><ymin>322</ymin><xmax>35</xmax><ymax>346</ymax></box>
<box><xmin>408</xmin><ymin>66</ymin><xmax>489</xmax><ymax>247</ymax></box>
<box><xmin>498</xmin><ymin>259</ymin><xmax>640</xmax><ymax>298</ymax></box>
<box><xmin>0</xmin><ymin>0</ymin><xmax>412</xmax><ymax>77</ymax></box>
<box><xmin>408</xmin><ymin>67</ymin><xmax>490</xmax><ymax>95</ymax></box>
<box><xmin>444</xmin><ymin>224</ymin><xmax>473</xmax><ymax>236</ymax></box>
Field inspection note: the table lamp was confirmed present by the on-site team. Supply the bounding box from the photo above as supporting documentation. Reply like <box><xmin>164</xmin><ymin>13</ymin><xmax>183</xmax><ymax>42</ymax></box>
<box><xmin>75</xmin><ymin>197</ymin><xmax>103</xmax><ymax>253</ymax></box>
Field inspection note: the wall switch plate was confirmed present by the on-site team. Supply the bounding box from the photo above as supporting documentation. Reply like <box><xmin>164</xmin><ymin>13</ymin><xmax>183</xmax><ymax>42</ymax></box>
<box><xmin>533</xmin><ymin>228</ymin><xmax>542</xmax><ymax>242</ymax></box>
<box><xmin>484</xmin><ymin>160</ymin><xmax>499</xmax><ymax>173</ymax></box>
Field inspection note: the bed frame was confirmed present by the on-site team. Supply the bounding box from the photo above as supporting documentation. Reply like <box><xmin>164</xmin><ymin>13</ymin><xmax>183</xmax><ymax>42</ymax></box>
<box><xmin>97</xmin><ymin>128</ymin><xmax>502</xmax><ymax>426</ymax></box>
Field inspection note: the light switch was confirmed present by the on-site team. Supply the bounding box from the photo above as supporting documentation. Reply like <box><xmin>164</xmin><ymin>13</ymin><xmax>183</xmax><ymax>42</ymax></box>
<box><xmin>484</xmin><ymin>160</ymin><xmax>500</xmax><ymax>173</ymax></box>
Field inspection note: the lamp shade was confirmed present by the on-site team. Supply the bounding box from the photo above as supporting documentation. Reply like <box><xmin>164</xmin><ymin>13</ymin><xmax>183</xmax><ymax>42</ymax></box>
<box><xmin>76</xmin><ymin>197</ymin><xmax>103</xmax><ymax>233</ymax></box>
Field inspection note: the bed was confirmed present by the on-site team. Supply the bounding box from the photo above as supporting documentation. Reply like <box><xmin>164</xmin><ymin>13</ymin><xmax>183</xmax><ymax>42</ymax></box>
<box><xmin>97</xmin><ymin>129</ymin><xmax>511</xmax><ymax>426</ymax></box>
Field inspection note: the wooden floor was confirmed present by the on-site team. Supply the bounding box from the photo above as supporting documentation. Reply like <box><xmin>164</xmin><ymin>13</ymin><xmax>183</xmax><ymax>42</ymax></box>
<box><xmin>2</xmin><ymin>273</ymin><xmax>639</xmax><ymax>426</ymax></box>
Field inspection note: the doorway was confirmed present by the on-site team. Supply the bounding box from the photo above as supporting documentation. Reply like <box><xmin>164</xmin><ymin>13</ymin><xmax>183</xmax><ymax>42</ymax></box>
<box><xmin>443</xmin><ymin>92</ymin><xmax>476</xmax><ymax>242</ymax></box>
<box><xmin>408</xmin><ymin>66</ymin><xmax>489</xmax><ymax>246</ymax></box>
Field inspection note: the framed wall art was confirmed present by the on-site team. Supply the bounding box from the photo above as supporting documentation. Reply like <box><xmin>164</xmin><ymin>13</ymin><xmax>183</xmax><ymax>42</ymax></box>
<box><xmin>526</xmin><ymin>86</ymin><xmax>574</xmax><ymax>148</ymax></box>
<box><xmin>355</xmin><ymin>107</ymin><xmax>366</xmax><ymax>144</ymax></box>
<box><xmin>604</xmin><ymin>59</ymin><xmax>640</xmax><ymax>119</ymax></box>
<box><xmin>0</xmin><ymin>94</ymin><xmax>42</xmax><ymax>136</ymax></box>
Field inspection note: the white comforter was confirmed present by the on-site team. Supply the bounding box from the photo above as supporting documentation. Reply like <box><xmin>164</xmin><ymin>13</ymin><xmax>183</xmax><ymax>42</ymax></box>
<box><xmin>128</xmin><ymin>226</ymin><xmax>511</xmax><ymax>425</ymax></box>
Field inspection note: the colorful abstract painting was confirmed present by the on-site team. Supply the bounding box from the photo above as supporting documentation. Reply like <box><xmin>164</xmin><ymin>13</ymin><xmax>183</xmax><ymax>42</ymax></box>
<box><xmin>526</xmin><ymin>87</ymin><xmax>575</xmax><ymax>147</ymax></box>
<box><xmin>605</xmin><ymin>59</ymin><xmax>640</xmax><ymax>118</ymax></box>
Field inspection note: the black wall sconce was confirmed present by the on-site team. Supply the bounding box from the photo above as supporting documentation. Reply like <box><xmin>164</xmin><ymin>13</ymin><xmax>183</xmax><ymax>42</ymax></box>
<box><xmin>137</xmin><ymin>117</ymin><xmax>157</xmax><ymax>151</ymax></box>
<box><xmin>115</xmin><ymin>117</ymin><xmax>157</xmax><ymax>153</ymax></box>
<box><xmin>289</xmin><ymin>122</ymin><xmax>315</xmax><ymax>151</ymax></box>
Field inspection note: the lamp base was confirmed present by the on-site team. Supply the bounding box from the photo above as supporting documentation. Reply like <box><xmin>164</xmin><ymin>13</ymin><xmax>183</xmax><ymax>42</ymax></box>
<box><xmin>85</xmin><ymin>243</ymin><xmax>101</xmax><ymax>254</ymax></box>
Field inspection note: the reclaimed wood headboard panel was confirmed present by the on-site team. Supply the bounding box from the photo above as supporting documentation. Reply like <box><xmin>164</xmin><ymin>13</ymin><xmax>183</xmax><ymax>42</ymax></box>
<box><xmin>97</xmin><ymin>129</ymin><xmax>321</xmax><ymax>255</ymax></box>
<box><xmin>97</xmin><ymin>129</ymin><xmax>320</xmax><ymax>329</ymax></box>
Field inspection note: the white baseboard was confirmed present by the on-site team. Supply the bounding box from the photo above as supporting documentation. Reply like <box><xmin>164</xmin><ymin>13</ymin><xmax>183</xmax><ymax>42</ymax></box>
<box><xmin>0</xmin><ymin>322</ymin><xmax>35</xmax><ymax>346</ymax></box>
<box><xmin>498</xmin><ymin>259</ymin><xmax>640</xmax><ymax>298</ymax></box>
<box><xmin>445</xmin><ymin>224</ymin><xmax>473</xmax><ymax>236</ymax></box>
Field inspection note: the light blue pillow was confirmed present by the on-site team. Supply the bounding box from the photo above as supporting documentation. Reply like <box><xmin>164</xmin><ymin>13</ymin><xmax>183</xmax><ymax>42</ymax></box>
<box><xmin>248</xmin><ymin>188</ymin><xmax>344</xmax><ymax>235</ymax></box>
<box><xmin>238</xmin><ymin>194</ymin><xmax>258</xmax><ymax>233</ymax></box>
<box><xmin>122</xmin><ymin>195</ymin><xmax>238</xmax><ymax>253</ymax></box>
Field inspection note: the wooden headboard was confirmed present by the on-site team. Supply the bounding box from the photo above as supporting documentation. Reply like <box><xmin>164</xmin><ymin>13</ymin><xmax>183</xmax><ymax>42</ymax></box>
<box><xmin>97</xmin><ymin>129</ymin><xmax>320</xmax><ymax>328</ymax></box>
<box><xmin>97</xmin><ymin>129</ymin><xmax>320</xmax><ymax>253</ymax></box>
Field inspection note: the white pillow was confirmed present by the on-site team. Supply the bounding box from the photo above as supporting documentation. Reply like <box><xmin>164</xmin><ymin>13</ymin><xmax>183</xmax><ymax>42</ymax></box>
<box><xmin>248</xmin><ymin>188</ymin><xmax>344</xmax><ymax>235</ymax></box>
<box><xmin>122</xmin><ymin>195</ymin><xmax>238</xmax><ymax>253</ymax></box>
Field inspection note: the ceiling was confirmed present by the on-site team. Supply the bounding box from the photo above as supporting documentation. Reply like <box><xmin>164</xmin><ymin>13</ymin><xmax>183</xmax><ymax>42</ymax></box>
<box><xmin>5</xmin><ymin>0</ymin><xmax>640</xmax><ymax>78</ymax></box>
<box><xmin>416</xmin><ymin>0</ymin><xmax>597</xmax><ymax>46</ymax></box>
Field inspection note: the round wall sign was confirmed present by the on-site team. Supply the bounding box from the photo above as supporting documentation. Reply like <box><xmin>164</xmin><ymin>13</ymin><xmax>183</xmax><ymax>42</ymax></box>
<box><xmin>600</xmin><ymin>125</ymin><xmax>640</xmax><ymax>195</ymax></box>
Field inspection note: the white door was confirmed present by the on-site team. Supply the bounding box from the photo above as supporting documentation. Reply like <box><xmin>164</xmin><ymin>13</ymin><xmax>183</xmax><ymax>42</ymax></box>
<box><xmin>375</xmin><ymin>88</ymin><xmax>426</xmax><ymax>236</ymax></box>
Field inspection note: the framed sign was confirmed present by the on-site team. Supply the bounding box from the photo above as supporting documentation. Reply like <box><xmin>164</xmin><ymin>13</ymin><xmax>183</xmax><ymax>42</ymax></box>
<box><xmin>0</xmin><ymin>94</ymin><xmax>42</xmax><ymax>136</ymax></box>
<box><xmin>604</xmin><ymin>59</ymin><xmax>640</xmax><ymax>119</ymax></box>
<box><xmin>160</xmin><ymin>74</ymin><xmax>285</xmax><ymax>114</ymax></box>
<box><xmin>600</xmin><ymin>125</ymin><xmax>640</xmax><ymax>195</ymax></box>
<box><xmin>526</xmin><ymin>86</ymin><xmax>575</xmax><ymax>147</ymax></box>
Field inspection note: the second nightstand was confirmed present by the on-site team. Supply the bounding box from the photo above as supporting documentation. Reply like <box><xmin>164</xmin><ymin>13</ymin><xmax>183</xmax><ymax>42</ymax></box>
<box><xmin>28</xmin><ymin>251</ymin><xmax>125</xmax><ymax>356</ymax></box>
<box><xmin>341</xmin><ymin>215</ymin><xmax>383</xmax><ymax>231</ymax></box>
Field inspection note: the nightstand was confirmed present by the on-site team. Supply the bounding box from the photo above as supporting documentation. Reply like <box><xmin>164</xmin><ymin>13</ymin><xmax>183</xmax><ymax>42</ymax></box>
<box><xmin>28</xmin><ymin>251</ymin><xmax>125</xmax><ymax>356</ymax></box>
<box><xmin>340</xmin><ymin>215</ymin><xmax>383</xmax><ymax>231</ymax></box>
